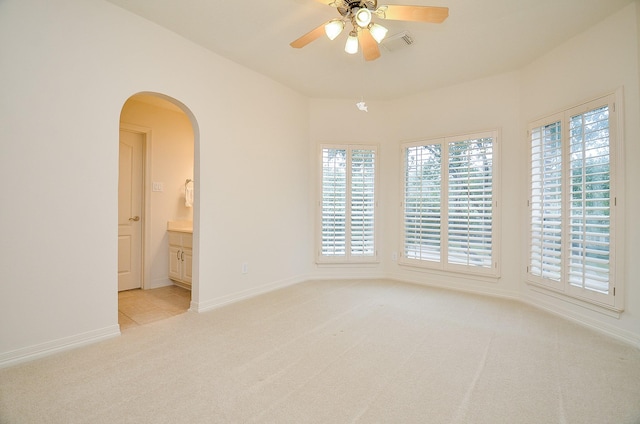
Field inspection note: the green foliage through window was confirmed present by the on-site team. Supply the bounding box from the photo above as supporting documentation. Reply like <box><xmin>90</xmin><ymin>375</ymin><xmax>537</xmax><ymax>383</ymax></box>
<box><xmin>528</xmin><ymin>93</ymin><xmax>619</xmax><ymax>309</ymax></box>
<box><xmin>402</xmin><ymin>131</ymin><xmax>498</xmax><ymax>275</ymax></box>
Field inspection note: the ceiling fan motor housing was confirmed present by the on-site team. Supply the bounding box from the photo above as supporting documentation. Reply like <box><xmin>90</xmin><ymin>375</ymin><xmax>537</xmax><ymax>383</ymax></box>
<box><xmin>338</xmin><ymin>0</ymin><xmax>377</xmax><ymax>17</ymax></box>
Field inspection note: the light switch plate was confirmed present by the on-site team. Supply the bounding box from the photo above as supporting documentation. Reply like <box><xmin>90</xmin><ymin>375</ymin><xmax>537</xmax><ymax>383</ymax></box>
<box><xmin>152</xmin><ymin>182</ymin><xmax>164</xmax><ymax>192</ymax></box>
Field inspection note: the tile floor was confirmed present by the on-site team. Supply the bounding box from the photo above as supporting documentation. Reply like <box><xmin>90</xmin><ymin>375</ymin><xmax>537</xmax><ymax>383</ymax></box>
<box><xmin>118</xmin><ymin>285</ymin><xmax>191</xmax><ymax>330</ymax></box>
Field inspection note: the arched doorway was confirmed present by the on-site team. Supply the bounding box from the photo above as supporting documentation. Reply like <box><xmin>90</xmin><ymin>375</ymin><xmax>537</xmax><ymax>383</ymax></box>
<box><xmin>117</xmin><ymin>92</ymin><xmax>199</xmax><ymax>330</ymax></box>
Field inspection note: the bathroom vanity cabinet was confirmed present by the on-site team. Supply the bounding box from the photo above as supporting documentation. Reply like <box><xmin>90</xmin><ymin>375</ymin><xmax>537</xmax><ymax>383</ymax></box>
<box><xmin>168</xmin><ymin>230</ymin><xmax>192</xmax><ymax>290</ymax></box>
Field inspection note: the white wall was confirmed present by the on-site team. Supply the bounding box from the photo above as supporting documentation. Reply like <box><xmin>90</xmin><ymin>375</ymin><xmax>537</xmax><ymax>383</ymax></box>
<box><xmin>0</xmin><ymin>0</ymin><xmax>311</xmax><ymax>366</ymax></box>
<box><xmin>309</xmin><ymin>3</ymin><xmax>640</xmax><ymax>346</ymax></box>
<box><xmin>519</xmin><ymin>4</ymin><xmax>640</xmax><ymax>345</ymax></box>
<box><xmin>1</xmin><ymin>0</ymin><xmax>638</xmax><ymax>366</ymax></box>
<box><xmin>120</xmin><ymin>98</ymin><xmax>194</xmax><ymax>289</ymax></box>
<box><xmin>388</xmin><ymin>72</ymin><xmax>523</xmax><ymax>299</ymax></box>
<box><xmin>308</xmin><ymin>98</ymin><xmax>396</xmax><ymax>279</ymax></box>
<box><xmin>309</xmin><ymin>72</ymin><xmax>522</xmax><ymax>299</ymax></box>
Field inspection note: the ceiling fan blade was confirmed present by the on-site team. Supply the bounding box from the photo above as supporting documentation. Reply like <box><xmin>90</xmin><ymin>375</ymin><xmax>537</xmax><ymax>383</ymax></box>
<box><xmin>358</xmin><ymin>29</ymin><xmax>381</xmax><ymax>61</ymax></box>
<box><xmin>290</xmin><ymin>22</ymin><xmax>329</xmax><ymax>49</ymax></box>
<box><xmin>313</xmin><ymin>0</ymin><xmax>343</xmax><ymax>6</ymax></box>
<box><xmin>376</xmin><ymin>5</ymin><xmax>449</xmax><ymax>23</ymax></box>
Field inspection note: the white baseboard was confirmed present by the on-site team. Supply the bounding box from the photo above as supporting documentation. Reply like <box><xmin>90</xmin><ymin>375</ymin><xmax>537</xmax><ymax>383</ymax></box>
<box><xmin>390</xmin><ymin>271</ymin><xmax>640</xmax><ymax>349</ymax></box>
<box><xmin>3</xmin><ymin>276</ymin><xmax>636</xmax><ymax>370</ymax></box>
<box><xmin>190</xmin><ymin>275</ymin><xmax>309</xmax><ymax>313</ymax></box>
<box><xmin>145</xmin><ymin>277</ymin><xmax>173</xmax><ymax>290</ymax></box>
<box><xmin>0</xmin><ymin>325</ymin><xmax>121</xmax><ymax>369</ymax></box>
<box><xmin>390</xmin><ymin>272</ymin><xmax>519</xmax><ymax>302</ymax></box>
<box><xmin>523</xmin><ymin>293</ymin><xmax>640</xmax><ymax>349</ymax></box>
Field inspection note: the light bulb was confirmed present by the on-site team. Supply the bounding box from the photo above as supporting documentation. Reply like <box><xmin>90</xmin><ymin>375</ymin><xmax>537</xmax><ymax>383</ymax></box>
<box><xmin>369</xmin><ymin>23</ymin><xmax>388</xmax><ymax>43</ymax></box>
<box><xmin>354</xmin><ymin>8</ymin><xmax>372</xmax><ymax>28</ymax></box>
<box><xmin>325</xmin><ymin>20</ymin><xmax>344</xmax><ymax>40</ymax></box>
<box><xmin>345</xmin><ymin>32</ymin><xmax>359</xmax><ymax>54</ymax></box>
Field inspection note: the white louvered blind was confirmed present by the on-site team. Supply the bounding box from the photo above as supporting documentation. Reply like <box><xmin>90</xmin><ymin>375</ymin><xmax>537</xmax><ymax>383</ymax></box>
<box><xmin>403</xmin><ymin>144</ymin><xmax>442</xmax><ymax>262</ymax></box>
<box><xmin>351</xmin><ymin>149</ymin><xmax>376</xmax><ymax>257</ymax></box>
<box><xmin>447</xmin><ymin>138</ymin><xmax>493</xmax><ymax>268</ymax></box>
<box><xmin>321</xmin><ymin>148</ymin><xmax>347</xmax><ymax>257</ymax></box>
<box><xmin>529</xmin><ymin>120</ymin><xmax>563</xmax><ymax>285</ymax></box>
<box><xmin>568</xmin><ymin>105</ymin><xmax>611</xmax><ymax>294</ymax></box>
<box><xmin>320</xmin><ymin>146</ymin><xmax>376</xmax><ymax>262</ymax></box>
<box><xmin>527</xmin><ymin>93</ymin><xmax>620</xmax><ymax>309</ymax></box>
<box><xmin>402</xmin><ymin>132</ymin><xmax>498</xmax><ymax>276</ymax></box>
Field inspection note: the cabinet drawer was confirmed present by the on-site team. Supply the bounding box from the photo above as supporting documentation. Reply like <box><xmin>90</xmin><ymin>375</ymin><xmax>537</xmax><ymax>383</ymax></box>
<box><xmin>168</xmin><ymin>232</ymin><xmax>182</xmax><ymax>246</ymax></box>
<box><xmin>182</xmin><ymin>234</ymin><xmax>193</xmax><ymax>249</ymax></box>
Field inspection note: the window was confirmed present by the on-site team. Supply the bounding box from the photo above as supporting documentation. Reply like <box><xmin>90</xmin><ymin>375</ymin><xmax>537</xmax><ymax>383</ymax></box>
<box><xmin>319</xmin><ymin>145</ymin><xmax>377</xmax><ymax>263</ymax></box>
<box><xmin>528</xmin><ymin>93</ymin><xmax>623</xmax><ymax>310</ymax></box>
<box><xmin>401</xmin><ymin>131</ymin><xmax>499</xmax><ymax>276</ymax></box>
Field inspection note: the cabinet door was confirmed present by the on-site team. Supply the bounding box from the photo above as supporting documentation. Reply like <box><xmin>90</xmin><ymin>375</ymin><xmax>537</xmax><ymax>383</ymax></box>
<box><xmin>182</xmin><ymin>248</ymin><xmax>193</xmax><ymax>284</ymax></box>
<box><xmin>169</xmin><ymin>245</ymin><xmax>182</xmax><ymax>281</ymax></box>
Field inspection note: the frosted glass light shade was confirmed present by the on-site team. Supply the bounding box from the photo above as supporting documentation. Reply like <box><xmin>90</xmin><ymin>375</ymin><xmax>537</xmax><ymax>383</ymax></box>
<box><xmin>345</xmin><ymin>33</ymin><xmax>359</xmax><ymax>54</ymax></box>
<box><xmin>355</xmin><ymin>8</ymin><xmax>372</xmax><ymax>27</ymax></box>
<box><xmin>369</xmin><ymin>23</ymin><xmax>388</xmax><ymax>43</ymax></box>
<box><xmin>325</xmin><ymin>20</ymin><xmax>344</xmax><ymax>40</ymax></box>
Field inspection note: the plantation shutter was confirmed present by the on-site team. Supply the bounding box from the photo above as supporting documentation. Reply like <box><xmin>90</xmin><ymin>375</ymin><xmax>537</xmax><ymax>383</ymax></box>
<box><xmin>403</xmin><ymin>144</ymin><xmax>442</xmax><ymax>262</ymax></box>
<box><xmin>401</xmin><ymin>132</ymin><xmax>498</xmax><ymax>276</ymax></box>
<box><xmin>321</xmin><ymin>148</ymin><xmax>347</xmax><ymax>256</ymax></box>
<box><xmin>351</xmin><ymin>149</ymin><xmax>376</xmax><ymax>256</ymax></box>
<box><xmin>527</xmin><ymin>93</ymin><xmax>619</xmax><ymax>309</ymax></box>
<box><xmin>447</xmin><ymin>138</ymin><xmax>494</xmax><ymax>268</ymax></box>
<box><xmin>568</xmin><ymin>105</ymin><xmax>611</xmax><ymax>295</ymax></box>
<box><xmin>529</xmin><ymin>120</ymin><xmax>563</xmax><ymax>286</ymax></box>
<box><xmin>320</xmin><ymin>146</ymin><xmax>377</xmax><ymax>262</ymax></box>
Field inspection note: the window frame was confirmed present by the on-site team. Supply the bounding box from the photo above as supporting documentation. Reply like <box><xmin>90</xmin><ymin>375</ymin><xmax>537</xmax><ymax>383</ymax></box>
<box><xmin>317</xmin><ymin>144</ymin><xmax>378</xmax><ymax>264</ymax></box>
<box><xmin>526</xmin><ymin>91</ymin><xmax>625</xmax><ymax>311</ymax></box>
<box><xmin>399</xmin><ymin>130</ymin><xmax>501</xmax><ymax>278</ymax></box>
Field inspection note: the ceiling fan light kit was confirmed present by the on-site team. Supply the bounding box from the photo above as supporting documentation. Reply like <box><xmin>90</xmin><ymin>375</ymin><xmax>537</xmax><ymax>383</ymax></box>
<box><xmin>369</xmin><ymin>23</ymin><xmax>388</xmax><ymax>43</ymax></box>
<box><xmin>345</xmin><ymin>31</ymin><xmax>359</xmax><ymax>54</ymax></box>
<box><xmin>325</xmin><ymin>19</ymin><xmax>345</xmax><ymax>40</ymax></box>
<box><xmin>290</xmin><ymin>0</ymin><xmax>448</xmax><ymax>61</ymax></box>
<box><xmin>355</xmin><ymin>8</ymin><xmax>372</xmax><ymax>27</ymax></box>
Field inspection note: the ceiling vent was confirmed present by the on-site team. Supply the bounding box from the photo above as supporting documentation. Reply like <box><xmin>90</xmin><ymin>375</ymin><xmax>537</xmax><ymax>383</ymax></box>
<box><xmin>380</xmin><ymin>31</ymin><xmax>414</xmax><ymax>52</ymax></box>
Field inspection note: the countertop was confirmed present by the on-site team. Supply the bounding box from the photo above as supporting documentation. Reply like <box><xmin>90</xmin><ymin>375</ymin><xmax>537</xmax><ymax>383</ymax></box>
<box><xmin>167</xmin><ymin>220</ymin><xmax>193</xmax><ymax>234</ymax></box>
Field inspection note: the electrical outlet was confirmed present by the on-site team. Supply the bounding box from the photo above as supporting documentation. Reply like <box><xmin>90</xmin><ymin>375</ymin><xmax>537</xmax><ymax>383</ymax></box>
<box><xmin>241</xmin><ymin>262</ymin><xmax>249</xmax><ymax>274</ymax></box>
<box><xmin>392</xmin><ymin>252</ymin><xmax>398</xmax><ymax>261</ymax></box>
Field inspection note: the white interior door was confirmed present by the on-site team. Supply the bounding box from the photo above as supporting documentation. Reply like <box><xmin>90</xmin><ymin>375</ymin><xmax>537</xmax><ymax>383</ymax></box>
<box><xmin>118</xmin><ymin>130</ymin><xmax>144</xmax><ymax>292</ymax></box>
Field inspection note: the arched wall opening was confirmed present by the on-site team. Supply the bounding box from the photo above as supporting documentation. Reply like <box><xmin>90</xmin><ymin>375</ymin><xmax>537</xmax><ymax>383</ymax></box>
<box><xmin>117</xmin><ymin>92</ymin><xmax>200</xmax><ymax>328</ymax></box>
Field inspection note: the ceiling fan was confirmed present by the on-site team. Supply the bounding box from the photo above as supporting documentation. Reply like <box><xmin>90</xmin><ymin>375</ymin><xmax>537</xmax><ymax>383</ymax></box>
<box><xmin>290</xmin><ymin>0</ymin><xmax>449</xmax><ymax>61</ymax></box>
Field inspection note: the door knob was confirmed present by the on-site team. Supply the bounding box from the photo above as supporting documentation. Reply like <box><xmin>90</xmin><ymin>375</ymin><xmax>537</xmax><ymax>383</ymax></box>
<box><xmin>129</xmin><ymin>216</ymin><xmax>140</xmax><ymax>222</ymax></box>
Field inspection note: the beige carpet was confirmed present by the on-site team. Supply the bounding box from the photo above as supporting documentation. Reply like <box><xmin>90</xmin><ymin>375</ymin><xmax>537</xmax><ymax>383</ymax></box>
<box><xmin>1</xmin><ymin>279</ymin><xmax>639</xmax><ymax>423</ymax></box>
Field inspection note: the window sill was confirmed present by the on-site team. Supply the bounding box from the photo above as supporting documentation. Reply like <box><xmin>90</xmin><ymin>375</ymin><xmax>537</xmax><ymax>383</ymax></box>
<box><xmin>526</xmin><ymin>280</ymin><xmax>622</xmax><ymax>318</ymax></box>
<box><xmin>398</xmin><ymin>261</ymin><xmax>501</xmax><ymax>284</ymax></box>
<box><xmin>316</xmin><ymin>260</ymin><xmax>380</xmax><ymax>267</ymax></box>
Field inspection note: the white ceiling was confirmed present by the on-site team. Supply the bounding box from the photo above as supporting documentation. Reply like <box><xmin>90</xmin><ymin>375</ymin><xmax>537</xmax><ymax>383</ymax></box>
<box><xmin>106</xmin><ymin>0</ymin><xmax>633</xmax><ymax>101</ymax></box>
